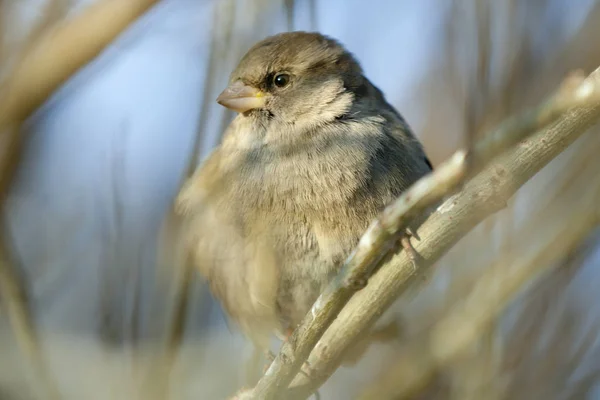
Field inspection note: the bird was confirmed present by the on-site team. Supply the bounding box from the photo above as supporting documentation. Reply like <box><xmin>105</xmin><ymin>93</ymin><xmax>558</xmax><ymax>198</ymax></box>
<box><xmin>172</xmin><ymin>31</ymin><xmax>433</xmax><ymax>373</ymax></box>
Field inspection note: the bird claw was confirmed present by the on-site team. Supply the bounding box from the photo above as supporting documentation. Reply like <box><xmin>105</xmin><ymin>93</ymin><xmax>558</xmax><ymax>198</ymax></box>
<box><xmin>399</xmin><ymin>231</ymin><xmax>419</xmax><ymax>273</ymax></box>
<box><xmin>263</xmin><ymin>327</ymin><xmax>295</xmax><ymax>372</ymax></box>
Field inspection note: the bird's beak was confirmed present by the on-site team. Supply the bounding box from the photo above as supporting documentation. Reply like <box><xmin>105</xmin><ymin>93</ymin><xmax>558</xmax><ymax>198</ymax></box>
<box><xmin>216</xmin><ymin>80</ymin><xmax>267</xmax><ymax>113</ymax></box>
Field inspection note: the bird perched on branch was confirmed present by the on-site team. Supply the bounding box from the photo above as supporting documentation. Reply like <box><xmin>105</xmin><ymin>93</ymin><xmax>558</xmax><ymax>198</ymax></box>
<box><xmin>173</xmin><ymin>31</ymin><xmax>432</xmax><ymax>371</ymax></box>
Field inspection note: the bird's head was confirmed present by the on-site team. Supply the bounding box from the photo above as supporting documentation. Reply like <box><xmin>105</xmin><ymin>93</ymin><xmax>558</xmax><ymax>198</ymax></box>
<box><xmin>217</xmin><ymin>31</ymin><xmax>365</xmax><ymax>133</ymax></box>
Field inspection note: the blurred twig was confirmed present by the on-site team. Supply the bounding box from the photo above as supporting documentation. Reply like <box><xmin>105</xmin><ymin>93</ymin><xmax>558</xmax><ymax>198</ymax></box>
<box><xmin>147</xmin><ymin>211</ymin><xmax>195</xmax><ymax>400</ymax></box>
<box><xmin>499</xmin><ymin>238</ymin><xmax>600</xmax><ymax>399</ymax></box>
<box><xmin>284</xmin><ymin>0</ymin><xmax>295</xmax><ymax>31</ymax></box>
<box><xmin>0</xmin><ymin>0</ymin><xmax>161</xmax><ymax>398</ymax></box>
<box><xmin>463</xmin><ymin>0</ymin><xmax>491</xmax><ymax>145</ymax></box>
<box><xmin>248</xmin><ymin>66</ymin><xmax>600</xmax><ymax>400</ymax></box>
<box><xmin>0</xmin><ymin>228</ymin><xmax>62</xmax><ymax>400</ymax></box>
<box><xmin>0</xmin><ymin>0</ymin><xmax>161</xmax><ymax>197</ymax></box>
<box><xmin>308</xmin><ymin>0</ymin><xmax>317</xmax><ymax>30</ymax></box>
<box><xmin>446</xmin><ymin>131</ymin><xmax>600</xmax><ymax>399</ymax></box>
<box><xmin>186</xmin><ymin>0</ymin><xmax>236</xmax><ymax>175</ymax></box>
<box><xmin>0</xmin><ymin>6</ymin><xmax>69</xmax><ymax>397</ymax></box>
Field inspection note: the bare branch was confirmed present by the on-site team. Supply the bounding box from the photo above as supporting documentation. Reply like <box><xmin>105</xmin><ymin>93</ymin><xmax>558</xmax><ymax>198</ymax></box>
<box><xmin>248</xmin><ymin>66</ymin><xmax>600</xmax><ymax>400</ymax></box>
<box><xmin>307</xmin><ymin>0</ymin><xmax>317</xmax><ymax>31</ymax></box>
<box><xmin>358</xmin><ymin>140</ymin><xmax>600</xmax><ymax>399</ymax></box>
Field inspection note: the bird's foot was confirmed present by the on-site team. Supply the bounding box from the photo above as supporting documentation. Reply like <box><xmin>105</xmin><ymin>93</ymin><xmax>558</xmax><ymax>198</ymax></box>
<box><xmin>282</xmin><ymin>328</ymin><xmax>314</xmax><ymax>378</ymax></box>
<box><xmin>399</xmin><ymin>230</ymin><xmax>419</xmax><ymax>273</ymax></box>
<box><xmin>265</xmin><ymin>329</ymin><xmax>314</xmax><ymax>380</ymax></box>
<box><xmin>270</xmin><ymin>329</ymin><xmax>320</xmax><ymax>399</ymax></box>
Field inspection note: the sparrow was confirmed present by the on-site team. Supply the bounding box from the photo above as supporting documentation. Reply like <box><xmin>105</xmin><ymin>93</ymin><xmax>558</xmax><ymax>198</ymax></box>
<box><xmin>173</xmin><ymin>31</ymin><xmax>432</xmax><ymax>364</ymax></box>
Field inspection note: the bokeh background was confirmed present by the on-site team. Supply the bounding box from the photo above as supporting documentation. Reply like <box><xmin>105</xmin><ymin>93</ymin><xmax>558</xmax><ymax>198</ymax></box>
<box><xmin>1</xmin><ymin>0</ymin><xmax>600</xmax><ymax>399</ymax></box>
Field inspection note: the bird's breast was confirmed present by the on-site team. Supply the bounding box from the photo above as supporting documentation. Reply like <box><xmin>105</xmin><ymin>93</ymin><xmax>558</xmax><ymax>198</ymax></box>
<box><xmin>232</xmin><ymin>134</ymin><xmax>380</xmax><ymax>262</ymax></box>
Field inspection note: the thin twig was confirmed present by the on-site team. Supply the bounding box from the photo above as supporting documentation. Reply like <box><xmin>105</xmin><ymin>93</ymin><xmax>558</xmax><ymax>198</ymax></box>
<box><xmin>0</xmin><ymin>227</ymin><xmax>62</xmax><ymax>400</ymax></box>
<box><xmin>249</xmin><ymin>67</ymin><xmax>600</xmax><ymax>400</ymax></box>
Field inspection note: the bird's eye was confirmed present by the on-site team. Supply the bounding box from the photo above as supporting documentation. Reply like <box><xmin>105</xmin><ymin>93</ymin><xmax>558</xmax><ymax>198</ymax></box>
<box><xmin>273</xmin><ymin>73</ymin><xmax>290</xmax><ymax>88</ymax></box>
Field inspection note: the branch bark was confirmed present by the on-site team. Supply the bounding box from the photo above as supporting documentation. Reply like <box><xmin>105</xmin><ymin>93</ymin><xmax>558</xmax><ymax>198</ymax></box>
<box><xmin>248</xmin><ymin>67</ymin><xmax>600</xmax><ymax>400</ymax></box>
<box><xmin>284</xmin><ymin>72</ymin><xmax>600</xmax><ymax>398</ymax></box>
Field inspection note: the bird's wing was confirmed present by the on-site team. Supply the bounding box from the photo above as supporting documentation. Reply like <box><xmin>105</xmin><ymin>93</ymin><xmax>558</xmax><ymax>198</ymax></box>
<box><xmin>365</xmin><ymin>79</ymin><xmax>434</xmax><ymax>173</ymax></box>
<box><xmin>173</xmin><ymin>149</ymin><xmax>280</xmax><ymax>350</ymax></box>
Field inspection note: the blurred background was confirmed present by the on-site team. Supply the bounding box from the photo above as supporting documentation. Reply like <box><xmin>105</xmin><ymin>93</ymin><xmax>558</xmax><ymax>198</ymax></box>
<box><xmin>1</xmin><ymin>0</ymin><xmax>600</xmax><ymax>399</ymax></box>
